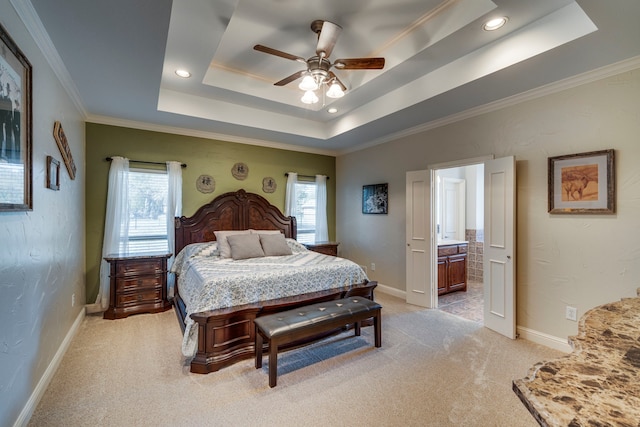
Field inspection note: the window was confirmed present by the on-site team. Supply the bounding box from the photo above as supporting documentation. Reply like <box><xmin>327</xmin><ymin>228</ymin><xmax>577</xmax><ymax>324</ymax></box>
<box><xmin>125</xmin><ymin>168</ymin><xmax>168</xmax><ymax>253</ymax></box>
<box><xmin>290</xmin><ymin>181</ymin><xmax>317</xmax><ymax>244</ymax></box>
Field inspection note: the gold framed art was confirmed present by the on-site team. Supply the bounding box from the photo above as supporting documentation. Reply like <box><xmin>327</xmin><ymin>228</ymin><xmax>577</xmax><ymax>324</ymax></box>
<box><xmin>548</xmin><ymin>149</ymin><xmax>615</xmax><ymax>214</ymax></box>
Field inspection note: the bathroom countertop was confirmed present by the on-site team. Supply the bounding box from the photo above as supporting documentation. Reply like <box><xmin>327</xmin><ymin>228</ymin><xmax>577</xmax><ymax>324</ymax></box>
<box><xmin>512</xmin><ymin>289</ymin><xmax>640</xmax><ymax>426</ymax></box>
<box><xmin>437</xmin><ymin>239</ymin><xmax>468</xmax><ymax>246</ymax></box>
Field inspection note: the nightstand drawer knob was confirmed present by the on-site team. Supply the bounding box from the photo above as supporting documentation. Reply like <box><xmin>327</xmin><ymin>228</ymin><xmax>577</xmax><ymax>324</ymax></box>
<box><xmin>137</xmin><ymin>295</ymin><xmax>143</xmax><ymax>301</ymax></box>
<box><xmin>137</xmin><ymin>279</ymin><xmax>142</xmax><ymax>285</ymax></box>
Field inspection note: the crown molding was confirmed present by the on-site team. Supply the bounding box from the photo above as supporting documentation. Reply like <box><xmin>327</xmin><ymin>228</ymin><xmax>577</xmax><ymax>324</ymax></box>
<box><xmin>11</xmin><ymin>0</ymin><xmax>87</xmax><ymax>118</ymax></box>
<box><xmin>85</xmin><ymin>115</ymin><xmax>338</xmax><ymax>157</ymax></box>
<box><xmin>339</xmin><ymin>55</ymin><xmax>640</xmax><ymax>156</ymax></box>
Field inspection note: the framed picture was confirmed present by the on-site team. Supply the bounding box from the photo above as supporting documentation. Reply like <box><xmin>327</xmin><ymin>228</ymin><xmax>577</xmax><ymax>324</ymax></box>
<box><xmin>0</xmin><ymin>23</ymin><xmax>32</xmax><ymax>211</ymax></box>
<box><xmin>362</xmin><ymin>183</ymin><xmax>388</xmax><ymax>214</ymax></box>
<box><xmin>46</xmin><ymin>156</ymin><xmax>60</xmax><ymax>191</ymax></box>
<box><xmin>548</xmin><ymin>149</ymin><xmax>615</xmax><ymax>214</ymax></box>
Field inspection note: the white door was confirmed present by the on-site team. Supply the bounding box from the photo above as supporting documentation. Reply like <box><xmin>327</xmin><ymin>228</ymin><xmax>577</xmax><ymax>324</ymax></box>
<box><xmin>406</xmin><ymin>170</ymin><xmax>433</xmax><ymax>308</ymax></box>
<box><xmin>483</xmin><ymin>156</ymin><xmax>516</xmax><ymax>339</ymax></box>
<box><xmin>441</xmin><ymin>178</ymin><xmax>465</xmax><ymax>241</ymax></box>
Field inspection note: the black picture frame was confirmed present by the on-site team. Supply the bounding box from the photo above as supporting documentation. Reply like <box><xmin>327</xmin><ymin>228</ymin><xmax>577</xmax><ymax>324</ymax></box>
<box><xmin>46</xmin><ymin>156</ymin><xmax>60</xmax><ymax>191</ymax></box>
<box><xmin>362</xmin><ymin>183</ymin><xmax>388</xmax><ymax>214</ymax></box>
<box><xmin>0</xmin><ymin>23</ymin><xmax>33</xmax><ymax>211</ymax></box>
<box><xmin>548</xmin><ymin>149</ymin><xmax>615</xmax><ymax>214</ymax></box>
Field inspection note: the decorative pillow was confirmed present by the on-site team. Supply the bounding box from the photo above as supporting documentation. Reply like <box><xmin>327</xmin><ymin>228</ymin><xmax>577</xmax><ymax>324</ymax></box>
<box><xmin>227</xmin><ymin>233</ymin><xmax>265</xmax><ymax>260</ymax></box>
<box><xmin>259</xmin><ymin>233</ymin><xmax>293</xmax><ymax>256</ymax></box>
<box><xmin>249</xmin><ymin>229</ymin><xmax>282</xmax><ymax>235</ymax></box>
<box><xmin>214</xmin><ymin>230</ymin><xmax>250</xmax><ymax>258</ymax></box>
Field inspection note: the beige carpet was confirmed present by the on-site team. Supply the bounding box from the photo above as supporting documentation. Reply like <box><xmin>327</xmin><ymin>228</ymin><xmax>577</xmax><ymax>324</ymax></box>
<box><xmin>28</xmin><ymin>293</ymin><xmax>561</xmax><ymax>426</ymax></box>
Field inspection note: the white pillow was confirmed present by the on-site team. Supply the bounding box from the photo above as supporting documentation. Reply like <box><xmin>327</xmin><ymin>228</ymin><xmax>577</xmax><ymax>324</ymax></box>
<box><xmin>214</xmin><ymin>230</ymin><xmax>250</xmax><ymax>258</ymax></box>
<box><xmin>259</xmin><ymin>233</ymin><xmax>293</xmax><ymax>256</ymax></box>
<box><xmin>249</xmin><ymin>229</ymin><xmax>283</xmax><ymax>235</ymax></box>
<box><xmin>227</xmin><ymin>233</ymin><xmax>265</xmax><ymax>260</ymax></box>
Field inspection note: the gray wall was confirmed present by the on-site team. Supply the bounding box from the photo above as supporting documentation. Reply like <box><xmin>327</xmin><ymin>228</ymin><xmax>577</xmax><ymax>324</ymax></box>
<box><xmin>0</xmin><ymin>2</ymin><xmax>85</xmax><ymax>425</ymax></box>
<box><xmin>337</xmin><ymin>65</ymin><xmax>640</xmax><ymax>343</ymax></box>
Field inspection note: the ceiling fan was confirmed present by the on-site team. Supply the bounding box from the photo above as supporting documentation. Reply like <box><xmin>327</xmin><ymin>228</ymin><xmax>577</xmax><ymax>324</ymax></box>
<box><xmin>253</xmin><ymin>20</ymin><xmax>385</xmax><ymax>104</ymax></box>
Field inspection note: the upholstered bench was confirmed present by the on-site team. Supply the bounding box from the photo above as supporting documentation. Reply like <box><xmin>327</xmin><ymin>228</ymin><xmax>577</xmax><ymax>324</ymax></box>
<box><xmin>254</xmin><ymin>297</ymin><xmax>382</xmax><ymax>387</ymax></box>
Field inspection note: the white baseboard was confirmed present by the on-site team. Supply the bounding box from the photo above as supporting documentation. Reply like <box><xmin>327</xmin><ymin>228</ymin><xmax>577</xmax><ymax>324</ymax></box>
<box><xmin>374</xmin><ymin>282</ymin><xmax>406</xmax><ymax>299</ymax></box>
<box><xmin>14</xmin><ymin>307</ymin><xmax>86</xmax><ymax>427</ymax></box>
<box><xmin>85</xmin><ymin>302</ymin><xmax>103</xmax><ymax>314</ymax></box>
<box><xmin>517</xmin><ymin>325</ymin><xmax>572</xmax><ymax>353</ymax></box>
<box><xmin>373</xmin><ymin>283</ymin><xmax>572</xmax><ymax>353</ymax></box>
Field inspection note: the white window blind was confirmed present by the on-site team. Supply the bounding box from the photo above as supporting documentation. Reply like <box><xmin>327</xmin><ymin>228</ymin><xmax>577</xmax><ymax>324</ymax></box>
<box><xmin>125</xmin><ymin>168</ymin><xmax>168</xmax><ymax>253</ymax></box>
<box><xmin>291</xmin><ymin>181</ymin><xmax>317</xmax><ymax>244</ymax></box>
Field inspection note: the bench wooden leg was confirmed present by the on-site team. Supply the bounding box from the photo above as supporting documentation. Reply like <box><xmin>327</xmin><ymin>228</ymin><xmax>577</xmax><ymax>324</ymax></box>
<box><xmin>374</xmin><ymin>310</ymin><xmax>382</xmax><ymax>348</ymax></box>
<box><xmin>269</xmin><ymin>340</ymin><xmax>278</xmax><ymax>387</ymax></box>
<box><xmin>255</xmin><ymin>327</ymin><xmax>263</xmax><ymax>369</ymax></box>
<box><xmin>354</xmin><ymin>321</ymin><xmax>361</xmax><ymax>336</ymax></box>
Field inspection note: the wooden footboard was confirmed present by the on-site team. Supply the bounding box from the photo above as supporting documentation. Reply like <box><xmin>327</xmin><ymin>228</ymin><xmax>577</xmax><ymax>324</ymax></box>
<box><xmin>174</xmin><ymin>281</ymin><xmax>377</xmax><ymax>374</ymax></box>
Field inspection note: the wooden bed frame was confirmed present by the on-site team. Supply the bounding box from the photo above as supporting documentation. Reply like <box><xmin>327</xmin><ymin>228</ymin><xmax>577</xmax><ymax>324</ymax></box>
<box><xmin>173</xmin><ymin>189</ymin><xmax>377</xmax><ymax>374</ymax></box>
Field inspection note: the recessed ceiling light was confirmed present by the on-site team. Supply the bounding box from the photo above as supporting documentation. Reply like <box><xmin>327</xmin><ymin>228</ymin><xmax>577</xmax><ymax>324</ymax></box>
<box><xmin>483</xmin><ymin>17</ymin><xmax>508</xmax><ymax>31</ymax></box>
<box><xmin>175</xmin><ymin>69</ymin><xmax>191</xmax><ymax>78</ymax></box>
<box><xmin>327</xmin><ymin>108</ymin><xmax>338</xmax><ymax>114</ymax></box>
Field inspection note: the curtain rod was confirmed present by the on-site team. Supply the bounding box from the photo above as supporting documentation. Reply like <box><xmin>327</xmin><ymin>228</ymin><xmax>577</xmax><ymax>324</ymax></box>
<box><xmin>105</xmin><ymin>157</ymin><xmax>187</xmax><ymax>168</ymax></box>
<box><xmin>285</xmin><ymin>173</ymin><xmax>329</xmax><ymax>180</ymax></box>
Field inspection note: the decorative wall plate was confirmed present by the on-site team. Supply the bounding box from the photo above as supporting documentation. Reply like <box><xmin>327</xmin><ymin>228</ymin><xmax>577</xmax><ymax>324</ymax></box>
<box><xmin>231</xmin><ymin>162</ymin><xmax>249</xmax><ymax>180</ymax></box>
<box><xmin>196</xmin><ymin>174</ymin><xmax>215</xmax><ymax>193</ymax></box>
<box><xmin>262</xmin><ymin>177</ymin><xmax>277</xmax><ymax>193</ymax></box>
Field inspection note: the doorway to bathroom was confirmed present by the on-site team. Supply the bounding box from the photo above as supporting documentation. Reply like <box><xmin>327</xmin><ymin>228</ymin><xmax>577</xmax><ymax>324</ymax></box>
<box><xmin>435</xmin><ymin>163</ymin><xmax>484</xmax><ymax>324</ymax></box>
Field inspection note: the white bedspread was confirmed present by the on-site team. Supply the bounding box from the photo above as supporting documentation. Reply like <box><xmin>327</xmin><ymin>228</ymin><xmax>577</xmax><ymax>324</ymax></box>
<box><xmin>171</xmin><ymin>240</ymin><xmax>368</xmax><ymax>357</ymax></box>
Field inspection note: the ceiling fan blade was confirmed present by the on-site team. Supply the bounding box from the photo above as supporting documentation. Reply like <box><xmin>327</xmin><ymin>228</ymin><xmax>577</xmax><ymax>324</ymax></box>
<box><xmin>274</xmin><ymin>70</ymin><xmax>306</xmax><ymax>86</ymax></box>
<box><xmin>315</xmin><ymin>21</ymin><xmax>342</xmax><ymax>58</ymax></box>
<box><xmin>328</xmin><ymin>71</ymin><xmax>347</xmax><ymax>91</ymax></box>
<box><xmin>334</xmin><ymin>57</ymin><xmax>385</xmax><ymax>70</ymax></box>
<box><xmin>254</xmin><ymin>45</ymin><xmax>306</xmax><ymax>63</ymax></box>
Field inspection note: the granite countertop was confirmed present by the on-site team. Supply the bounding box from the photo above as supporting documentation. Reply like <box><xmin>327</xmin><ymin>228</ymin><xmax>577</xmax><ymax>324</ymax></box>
<box><xmin>513</xmin><ymin>289</ymin><xmax>640</xmax><ymax>427</ymax></box>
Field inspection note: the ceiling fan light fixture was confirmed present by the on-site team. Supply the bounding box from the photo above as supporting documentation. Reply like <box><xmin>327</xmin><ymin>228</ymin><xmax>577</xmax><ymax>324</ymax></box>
<box><xmin>301</xmin><ymin>90</ymin><xmax>319</xmax><ymax>104</ymax></box>
<box><xmin>299</xmin><ymin>74</ymin><xmax>319</xmax><ymax>91</ymax></box>
<box><xmin>326</xmin><ymin>82</ymin><xmax>345</xmax><ymax>98</ymax></box>
<box><xmin>483</xmin><ymin>17</ymin><xmax>508</xmax><ymax>31</ymax></box>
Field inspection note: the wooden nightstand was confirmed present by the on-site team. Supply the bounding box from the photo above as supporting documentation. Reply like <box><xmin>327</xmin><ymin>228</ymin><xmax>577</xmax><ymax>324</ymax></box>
<box><xmin>103</xmin><ymin>252</ymin><xmax>172</xmax><ymax>319</ymax></box>
<box><xmin>305</xmin><ymin>241</ymin><xmax>339</xmax><ymax>257</ymax></box>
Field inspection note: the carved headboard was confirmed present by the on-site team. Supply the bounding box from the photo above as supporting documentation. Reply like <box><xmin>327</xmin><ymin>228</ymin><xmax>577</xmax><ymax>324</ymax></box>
<box><xmin>174</xmin><ymin>189</ymin><xmax>297</xmax><ymax>254</ymax></box>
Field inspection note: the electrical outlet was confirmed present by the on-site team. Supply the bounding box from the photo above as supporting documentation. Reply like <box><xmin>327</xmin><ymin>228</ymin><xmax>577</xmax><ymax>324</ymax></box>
<box><xmin>566</xmin><ymin>306</ymin><xmax>577</xmax><ymax>321</ymax></box>
<box><xmin>72</xmin><ymin>293</ymin><xmax>75</xmax><ymax>307</ymax></box>
<box><xmin>370</xmin><ymin>263</ymin><xmax>376</xmax><ymax>271</ymax></box>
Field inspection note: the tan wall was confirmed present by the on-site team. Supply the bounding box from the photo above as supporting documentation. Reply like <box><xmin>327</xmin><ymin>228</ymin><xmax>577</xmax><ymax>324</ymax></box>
<box><xmin>337</xmin><ymin>66</ymin><xmax>640</xmax><ymax>342</ymax></box>
<box><xmin>0</xmin><ymin>3</ymin><xmax>85</xmax><ymax>425</ymax></box>
<box><xmin>85</xmin><ymin>123</ymin><xmax>336</xmax><ymax>302</ymax></box>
